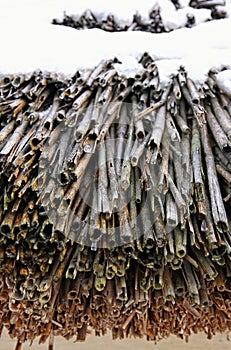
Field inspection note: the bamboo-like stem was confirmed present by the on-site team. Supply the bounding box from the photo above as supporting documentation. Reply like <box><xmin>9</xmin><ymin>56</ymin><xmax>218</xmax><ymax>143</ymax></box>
<box><xmin>210</xmin><ymin>96</ymin><xmax>231</xmax><ymax>141</ymax></box>
<box><xmin>192</xmin><ymin>247</ymin><xmax>218</xmax><ymax>280</ymax></box>
<box><xmin>182</xmin><ymin>260</ymin><xmax>200</xmax><ymax>297</ymax></box>
<box><xmin>98</xmin><ymin>139</ymin><xmax>110</xmax><ymax>214</ymax></box>
<box><xmin>163</xmin><ymin>265</ymin><xmax>175</xmax><ymax>303</ymax></box>
<box><xmin>135</xmin><ymin>86</ymin><xmax>170</xmax><ymax>122</ymax></box>
<box><xmin>200</xmin><ymin>122</ymin><xmax>229</xmax><ymax>233</ymax></box>
<box><xmin>206</xmin><ymin>105</ymin><xmax>231</xmax><ymax>152</ymax></box>
<box><xmin>130</xmin><ymin>132</ymin><xmax>150</xmax><ymax>167</ymax></box>
<box><xmin>174</xmin><ymin>227</ymin><xmax>187</xmax><ymax>258</ymax></box>
<box><xmin>0</xmin><ymin>120</ymin><xmax>29</xmax><ymax>156</ymax></box>
<box><xmin>191</xmin><ymin>119</ymin><xmax>206</xmax><ymax>217</ymax></box>
<box><xmin>120</xmin><ymin>120</ymin><xmax>133</xmax><ymax>191</ymax></box>
<box><xmin>216</xmin><ymin>164</ymin><xmax>231</xmax><ymax>184</ymax></box>
<box><xmin>168</xmin><ymin>174</ymin><xmax>186</xmax><ymax>210</ymax></box>
<box><xmin>0</xmin><ymin>120</ymin><xmax>16</xmax><ymax>144</ymax></box>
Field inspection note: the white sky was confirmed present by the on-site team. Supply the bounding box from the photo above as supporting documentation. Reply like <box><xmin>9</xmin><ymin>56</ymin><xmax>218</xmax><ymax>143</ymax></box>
<box><xmin>0</xmin><ymin>0</ymin><xmax>231</xmax><ymax>87</ymax></box>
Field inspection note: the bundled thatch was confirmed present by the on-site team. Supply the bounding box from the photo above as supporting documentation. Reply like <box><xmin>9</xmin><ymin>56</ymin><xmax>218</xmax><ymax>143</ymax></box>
<box><xmin>52</xmin><ymin>5</ymin><xmax>167</xmax><ymax>33</ymax></box>
<box><xmin>0</xmin><ymin>53</ymin><xmax>231</xmax><ymax>350</ymax></box>
<box><xmin>52</xmin><ymin>0</ymin><xmax>228</xmax><ymax>33</ymax></box>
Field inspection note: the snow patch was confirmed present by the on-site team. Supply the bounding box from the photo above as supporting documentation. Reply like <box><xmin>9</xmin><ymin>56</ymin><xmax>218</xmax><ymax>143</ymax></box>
<box><xmin>216</xmin><ymin>69</ymin><xmax>231</xmax><ymax>96</ymax></box>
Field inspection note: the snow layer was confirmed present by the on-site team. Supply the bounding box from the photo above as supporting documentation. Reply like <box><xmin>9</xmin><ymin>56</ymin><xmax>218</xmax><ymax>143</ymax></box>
<box><xmin>160</xmin><ymin>3</ymin><xmax>212</xmax><ymax>30</ymax></box>
<box><xmin>216</xmin><ymin>69</ymin><xmax>231</xmax><ymax>96</ymax></box>
<box><xmin>0</xmin><ymin>0</ymin><xmax>231</xmax><ymax>87</ymax></box>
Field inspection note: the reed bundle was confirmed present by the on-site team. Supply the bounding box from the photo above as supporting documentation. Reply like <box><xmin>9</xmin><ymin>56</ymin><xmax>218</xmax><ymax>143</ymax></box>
<box><xmin>0</xmin><ymin>54</ymin><xmax>231</xmax><ymax>349</ymax></box>
<box><xmin>52</xmin><ymin>0</ymin><xmax>228</xmax><ymax>33</ymax></box>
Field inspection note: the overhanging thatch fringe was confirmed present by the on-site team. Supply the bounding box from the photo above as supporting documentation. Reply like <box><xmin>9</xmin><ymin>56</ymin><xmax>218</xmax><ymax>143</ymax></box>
<box><xmin>0</xmin><ymin>54</ymin><xmax>231</xmax><ymax>348</ymax></box>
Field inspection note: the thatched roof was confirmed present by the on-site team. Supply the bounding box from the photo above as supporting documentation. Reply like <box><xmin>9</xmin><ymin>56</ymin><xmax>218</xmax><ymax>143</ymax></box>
<box><xmin>0</xmin><ymin>53</ymin><xmax>231</xmax><ymax>349</ymax></box>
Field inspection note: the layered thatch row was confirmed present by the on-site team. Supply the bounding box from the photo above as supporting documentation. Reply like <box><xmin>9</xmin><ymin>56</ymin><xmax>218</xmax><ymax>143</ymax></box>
<box><xmin>0</xmin><ymin>53</ymin><xmax>231</xmax><ymax>349</ymax></box>
<box><xmin>52</xmin><ymin>0</ymin><xmax>227</xmax><ymax>33</ymax></box>
<box><xmin>53</xmin><ymin>4</ymin><xmax>167</xmax><ymax>33</ymax></box>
